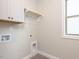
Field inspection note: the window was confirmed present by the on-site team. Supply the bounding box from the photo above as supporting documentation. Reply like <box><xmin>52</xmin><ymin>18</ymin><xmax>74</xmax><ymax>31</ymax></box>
<box><xmin>63</xmin><ymin>0</ymin><xmax>79</xmax><ymax>39</ymax></box>
<box><xmin>66</xmin><ymin>0</ymin><xmax>79</xmax><ymax>35</ymax></box>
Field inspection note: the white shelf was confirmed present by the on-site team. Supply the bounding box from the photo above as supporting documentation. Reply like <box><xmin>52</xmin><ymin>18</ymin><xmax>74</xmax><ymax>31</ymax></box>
<box><xmin>24</xmin><ymin>8</ymin><xmax>43</xmax><ymax>18</ymax></box>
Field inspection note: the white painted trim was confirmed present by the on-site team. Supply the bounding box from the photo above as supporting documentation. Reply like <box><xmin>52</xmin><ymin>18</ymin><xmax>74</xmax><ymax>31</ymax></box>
<box><xmin>38</xmin><ymin>51</ymin><xmax>60</xmax><ymax>59</ymax></box>
<box><xmin>22</xmin><ymin>50</ymin><xmax>38</xmax><ymax>59</ymax></box>
<box><xmin>61</xmin><ymin>0</ymin><xmax>79</xmax><ymax>40</ymax></box>
<box><xmin>22</xmin><ymin>50</ymin><xmax>60</xmax><ymax>59</ymax></box>
<box><xmin>22</xmin><ymin>53</ymin><xmax>38</xmax><ymax>59</ymax></box>
<box><xmin>22</xmin><ymin>54</ymin><xmax>32</xmax><ymax>59</ymax></box>
<box><xmin>62</xmin><ymin>0</ymin><xmax>65</xmax><ymax>37</ymax></box>
<box><xmin>62</xmin><ymin>35</ymin><xmax>79</xmax><ymax>39</ymax></box>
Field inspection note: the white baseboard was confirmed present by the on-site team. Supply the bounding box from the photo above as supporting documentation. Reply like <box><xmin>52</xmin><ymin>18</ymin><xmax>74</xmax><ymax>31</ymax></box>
<box><xmin>22</xmin><ymin>53</ymin><xmax>38</xmax><ymax>59</ymax></box>
<box><xmin>22</xmin><ymin>50</ymin><xmax>60</xmax><ymax>59</ymax></box>
<box><xmin>38</xmin><ymin>51</ymin><xmax>60</xmax><ymax>59</ymax></box>
<box><xmin>22</xmin><ymin>51</ymin><xmax>38</xmax><ymax>59</ymax></box>
<box><xmin>22</xmin><ymin>54</ymin><xmax>31</xmax><ymax>59</ymax></box>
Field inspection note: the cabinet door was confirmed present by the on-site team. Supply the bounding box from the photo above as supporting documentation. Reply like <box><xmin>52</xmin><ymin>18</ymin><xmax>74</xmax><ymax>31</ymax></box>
<box><xmin>0</xmin><ymin>0</ymin><xmax>10</xmax><ymax>20</ymax></box>
<box><xmin>10</xmin><ymin>0</ymin><xmax>24</xmax><ymax>22</ymax></box>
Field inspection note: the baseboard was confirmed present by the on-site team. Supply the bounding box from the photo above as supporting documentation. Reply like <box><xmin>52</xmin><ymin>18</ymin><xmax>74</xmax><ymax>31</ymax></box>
<box><xmin>38</xmin><ymin>50</ymin><xmax>60</xmax><ymax>59</ymax></box>
<box><xmin>22</xmin><ymin>51</ymin><xmax>38</xmax><ymax>59</ymax></box>
<box><xmin>22</xmin><ymin>50</ymin><xmax>60</xmax><ymax>59</ymax></box>
<box><xmin>22</xmin><ymin>54</ymin><xmax>32</xmax><ymax>59</ymax></box>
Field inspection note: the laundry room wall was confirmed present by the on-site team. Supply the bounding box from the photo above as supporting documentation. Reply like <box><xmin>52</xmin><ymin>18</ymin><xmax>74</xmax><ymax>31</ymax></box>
<box><xmin>0</xmin><ymin>0</ymin><xmax>38</xmax><ymax>59</ymax></box>
<box><xmin>37</xmin><ymin>0</ymin><xmax>79</xmax><ymax>59</ymax></box>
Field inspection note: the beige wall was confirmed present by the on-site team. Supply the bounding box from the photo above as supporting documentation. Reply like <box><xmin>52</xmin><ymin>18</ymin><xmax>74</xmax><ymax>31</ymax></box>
<box><xmin>0</xmin><ymin>0</ymin><xmax>38</xmax><ymax>59</ymax></box>
<box><xmin>24</xmin><ymin>0</ymin><xmax>40</xmax><ymax>42</ymax></box>
<box><xmin>24</xmin><ymin>0</ymin><xmax>37</xmax><ymax>10</ymax></box>
<box><xmin>37</xmin><ymin>0</ymin><xmax>79</xmax><ymax>59</ymax></box>
<box><xmin>0</xmin><ymin>21</ymin><xmax>29</xmax><ymax>59</ymax></box>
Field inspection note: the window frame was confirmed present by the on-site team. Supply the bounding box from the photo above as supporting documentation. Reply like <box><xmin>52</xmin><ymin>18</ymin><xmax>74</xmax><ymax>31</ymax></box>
<box><xmin>62</xmin><ymin>0</ymin><xmax>79</xmax><ymax>39</ymax></box>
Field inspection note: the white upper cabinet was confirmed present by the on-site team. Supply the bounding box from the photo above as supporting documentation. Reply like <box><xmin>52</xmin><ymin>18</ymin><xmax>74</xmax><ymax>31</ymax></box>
<box><xmin>0</xmin><ymin>0</ymin><xmax>24</xmax><ymax>23</ymax></box>
<box><xmin>0</xmin><ymin>0</ymin><xmax>9</xmax><ymax>20</ymax></box>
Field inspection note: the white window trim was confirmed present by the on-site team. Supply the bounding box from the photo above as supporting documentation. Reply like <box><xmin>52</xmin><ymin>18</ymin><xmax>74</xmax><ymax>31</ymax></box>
<box><xmin>62</xmin><ymin>0</ymin><xmax>79</xmax><ymax>39</ymax></box>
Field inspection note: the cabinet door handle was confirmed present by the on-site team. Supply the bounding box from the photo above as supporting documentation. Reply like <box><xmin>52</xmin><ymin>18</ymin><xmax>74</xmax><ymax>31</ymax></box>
<box><xmin>8</xmin><ymin>17</ymin><xmax>10</xmax><ymax>19</ymax></box>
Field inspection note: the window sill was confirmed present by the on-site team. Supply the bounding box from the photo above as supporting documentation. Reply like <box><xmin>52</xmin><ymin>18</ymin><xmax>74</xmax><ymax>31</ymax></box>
<box><xmin>62</xmin><ymin>34</ymin><xmax>79</xmax><ymax>40</ymax></box>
